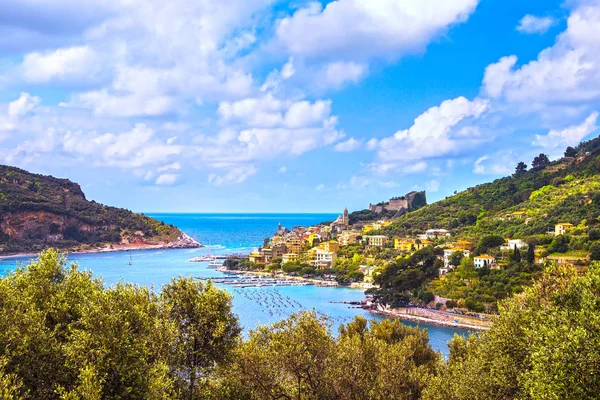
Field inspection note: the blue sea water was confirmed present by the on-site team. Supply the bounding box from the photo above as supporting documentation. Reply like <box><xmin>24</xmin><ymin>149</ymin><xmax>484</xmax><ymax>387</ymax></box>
<box><xmin>0</xmin><ymin>213</ymin><xmax>465</xmax><ymax>355</ymax></box>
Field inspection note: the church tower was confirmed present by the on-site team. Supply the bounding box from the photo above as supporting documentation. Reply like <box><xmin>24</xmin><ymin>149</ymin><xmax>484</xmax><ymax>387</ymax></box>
<box><xmin>343</xmin><ymin>208</ymin><xmax>349</xmax><ymax>227</ymax></box>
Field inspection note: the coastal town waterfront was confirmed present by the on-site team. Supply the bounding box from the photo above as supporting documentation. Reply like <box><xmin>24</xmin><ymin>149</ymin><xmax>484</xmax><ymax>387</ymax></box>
<box><xmin>0</xmin><ymin>213</ymin><xmax>467</xmax><ymax>355</ymax></box>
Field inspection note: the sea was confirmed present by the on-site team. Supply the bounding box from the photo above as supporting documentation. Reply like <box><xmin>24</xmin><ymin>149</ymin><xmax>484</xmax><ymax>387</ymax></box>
<box><xmin>0</xmin><ymin>213</ymin><xmax>466</xmax><ymax>355</ymax></box>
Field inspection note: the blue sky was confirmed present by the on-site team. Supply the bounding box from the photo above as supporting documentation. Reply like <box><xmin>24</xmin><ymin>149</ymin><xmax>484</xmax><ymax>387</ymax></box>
<box><xmin>1</xmin><ymin>0</ymin><xmax>599</xmax><ymax>213</ymax></box>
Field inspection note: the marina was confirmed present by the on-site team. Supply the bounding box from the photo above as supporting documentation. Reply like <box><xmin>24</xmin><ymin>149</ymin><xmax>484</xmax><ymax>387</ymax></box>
<box><xmin>197</xmin><ymin>275</ymin><xmax>313</xmax><ymax>288</ymax></box>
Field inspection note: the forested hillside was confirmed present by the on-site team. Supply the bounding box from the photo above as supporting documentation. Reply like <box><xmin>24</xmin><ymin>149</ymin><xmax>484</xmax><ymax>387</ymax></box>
<box><xmin>0</xmin><ymin>165</ymin><xmax>198</xmax><ymax>253</ymax></box>
<box><xmin>383</xmin><ymin>138</ymin><xmax>600</xmax><ymax>239</ymax></box>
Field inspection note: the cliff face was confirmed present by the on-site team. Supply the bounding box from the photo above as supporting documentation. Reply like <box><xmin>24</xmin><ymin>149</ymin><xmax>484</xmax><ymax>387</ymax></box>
<box><xmin>0</xmin><ymin>165</ymin><xmax>200</xmax><ymax>253</ymax></box>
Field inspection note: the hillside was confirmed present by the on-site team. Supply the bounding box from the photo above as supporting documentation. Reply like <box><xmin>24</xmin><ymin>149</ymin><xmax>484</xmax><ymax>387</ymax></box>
<box><xmin>367</xmin><ymin>137</ymin><xmax>600</xmax><ymax>313</ymax></box>
<box><xmin>0</xmin><ymin>165</ymin><xmax>200</xmax><ymax>254</ymax></box>
<box><xmin>382</xmin><ymin>139</ymin><xmax>600</xmax><ymax>240</ymax></box>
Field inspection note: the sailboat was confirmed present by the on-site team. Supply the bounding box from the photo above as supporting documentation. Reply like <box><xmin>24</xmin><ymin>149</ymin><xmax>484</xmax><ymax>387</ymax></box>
<box><xmin>127</xmin><ymin>251</ymin><xmax>133</xmax><ymax>265</ymax></box>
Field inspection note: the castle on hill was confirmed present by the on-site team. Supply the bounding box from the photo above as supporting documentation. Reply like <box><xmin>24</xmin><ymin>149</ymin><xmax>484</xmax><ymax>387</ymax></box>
<box><xmin>369</xmin><ymin>191</ymin><xmax>426</xmax><ymax>214</ymax></box>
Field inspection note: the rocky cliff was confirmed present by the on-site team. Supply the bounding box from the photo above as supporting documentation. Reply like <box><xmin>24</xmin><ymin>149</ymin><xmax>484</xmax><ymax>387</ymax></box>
<box><xmin>0</xmin><ymin>165</ymin><xmax>201</xmax><ymax>254</ymax></box>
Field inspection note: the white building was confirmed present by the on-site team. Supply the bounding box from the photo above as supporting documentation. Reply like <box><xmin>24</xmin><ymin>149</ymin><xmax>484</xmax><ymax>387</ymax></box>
<box><xmin>474</xmin><ymin>255</ymin><xmax>496</xmax><ymax>268</ymax></box>
<box><xmin>501</xmin><ymin>239</ymin><xmax>527</xmax><ymax>251</ymax></box>
<box><xmin>313</xmin><ymin>249</ymin><xmax>336</xmax><ymax>268</ymax></box>
<box><xmin>425</xmin><ymin>229</ymin><xmax>451</xmax><ymax>239</ymax></box>
<box><xmin>443</xmin><ymin>248</ymin><xmax>471</xmax><ymax>268</ymax></box>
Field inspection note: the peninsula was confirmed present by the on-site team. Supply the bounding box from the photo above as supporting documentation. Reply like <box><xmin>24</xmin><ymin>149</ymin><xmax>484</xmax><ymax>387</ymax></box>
<box><xmin>0</xmin><ymin>165</ymin><xmax>201</xmax><ymax>255</ymax></box>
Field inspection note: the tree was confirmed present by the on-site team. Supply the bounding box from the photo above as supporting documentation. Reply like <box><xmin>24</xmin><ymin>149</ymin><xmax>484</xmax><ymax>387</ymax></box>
<box><xmin>478</xmin><ymin>235</ymin><xmax>505</xmax><ymax>251</ymax></box>
<box><xmin>531</xmin><ymin>153</ymin><xmax>550</xmax><ymax>169</ymax></box>
<box><xmin>512</xmin><ymin>244</ymin><xmax>521</xmax><ymax>263</ymax></box>
<box><xmin>564</xmin><ymin>146</ymin><xmax>577</xmax><ymax>158</ymax></box>
<box><xmin>162</xmin><ymin>278</ymin><xmax>241</xmax><ymax>399</ymax></box>
<box><xmin>424</xmin><ymin>263</ymin><xmax>600</xmax><ymax>400</ymax></box>
<box><xmin>526</xmin><ymin>243</ymin><xmax>535</xmax><ymax>264</ymax></box>
<box><xmin>590</xmin><ymin>243</ymin><xmax>600</xmax><ymax>261</ymax></box>
<box><xmin>0</xmin><ymin>249</ymin><xmax>242</xmax><ymax>399</ymax></box>
<box><xmin>514</xmin><ymin>161</ymin><xmax>528</xmax><ymax>176</ymax></box>
<box><xmin>449</xmin><ymin>251</ymin><xmax>465</xmax><ymax>267</ymax></box>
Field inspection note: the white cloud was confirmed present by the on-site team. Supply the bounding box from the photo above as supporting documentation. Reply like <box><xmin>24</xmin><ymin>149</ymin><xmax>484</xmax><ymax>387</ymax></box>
<box><xmin>334</xmin><ymin>137</ymin><xmax>362</xmax><ymax>152</ymax></box>
<box><xmin>315</xmin><ymin>183</ymin><xmax>325</xmax><ymax>191</ymax></box>
<box><xmin>483</xmin><ymin>2</ymin><xmax>600</xmax><ymax>106</ymax></box>
<box><xmin>21</xmin><ymin>46</ymin><xmax>97</xmax><ymax>83</ymax></box>
<box><xmin>157</xmin><ymin>162</ymin><xmax>182</xmax><ymax>172</ymax></box>
<box><xmin>275</xmin><ymin>0</ymin><xmax>479</xmax><ymax>61</ymax></box>
<box><xmin>278</xmin><ymin>166</ymin><xmax>287</xmax><ymax>174</ymax></box>
<box><xmin>208</xmin><ymin>165</ymin><xmax>257</xmax><ymax>186</ymax></box>
<box><xmin>403</xmin><ymin>161</ymin><xmax>428</xmax><ymax>174</ymax></box>
<box><xmin>155</xmin><ymin>173</ymin><xmax>179</xmax><ymax>185</ymax></box>
<box><xmin>517</xmin><ymin>15</ymin><xmax>557</xmax><ymax>34</ymax></box>
<box><xmin>62</xmin><ymin>123</ymin><xmax>182</xmax><ymax>168</ymax></box>
<box><xmin>375</xmin><ymin>96</ymin><xmax>490</xmax><ymax>164</ymax></box>
<box><xmin>319</xmin><ymin>61</ymin><xmax>367</xmax><ymax>88</ymax></box>
<box><xmin>473</xmin><ymin>152</ymin><xmax>516</xmax><ymax>175</ymax></box>
<box><xmin>7</xmin><ymin>92</ymin><xmax>40</xmax><ymax>119</ymax></box>
<box><xmin>534</xmin><ymin>112</ymin><xmax>599</xmax><ymax>148</ymax></box>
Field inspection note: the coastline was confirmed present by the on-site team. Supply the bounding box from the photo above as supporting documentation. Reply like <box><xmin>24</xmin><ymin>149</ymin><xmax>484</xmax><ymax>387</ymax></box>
<box><xmin>367</xmin><ymin>307</ymin><xmax>492</xmax><ymax>332</ymax></box>
<box><xmin>0</xmin><ymin>232</ymin><xmax>202</xmax><ymax>260</ymax></box>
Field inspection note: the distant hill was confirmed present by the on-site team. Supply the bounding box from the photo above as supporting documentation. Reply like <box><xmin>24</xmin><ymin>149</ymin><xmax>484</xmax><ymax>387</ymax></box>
<box><xmin>0</xmin><ymin>165</ymin><xmax>200</xmax><ymax>254</ymax></box>
<box><xmin>382</xmin><ymin>137</ymin><xmax>600</xmax><ymax>240</ymax></box>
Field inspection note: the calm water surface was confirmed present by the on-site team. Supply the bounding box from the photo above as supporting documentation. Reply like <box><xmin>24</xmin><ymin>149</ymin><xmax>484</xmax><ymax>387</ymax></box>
<box><xmin>0</xmin><ymin>213</ymin><xmax>466</xmax><ymax>355</ymax></box>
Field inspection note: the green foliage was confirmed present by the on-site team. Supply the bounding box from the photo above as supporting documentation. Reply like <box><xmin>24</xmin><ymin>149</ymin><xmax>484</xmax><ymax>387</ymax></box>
<box><xmin>0</xmin><ymin>165</ymin><xmax>181</xmax><ymax>253</ymax></box>
<box><xmin>424</xmin><ymin>263</ymin><xmax>600</xmax><ymax>400</ymax></box>
<box><xmin>0</xmin><ymin>249</ymin><xmax>241</xmax><ymax>399</ymax></box>
<box><xmin>370</xmin><ymin>247</ymin><xmax>442</xmax><ymax>307</ymax></box>
<box><xmin>213</xmin><ymin>313</ymin><xmax>440</xmax><ymax>400</ymax></box>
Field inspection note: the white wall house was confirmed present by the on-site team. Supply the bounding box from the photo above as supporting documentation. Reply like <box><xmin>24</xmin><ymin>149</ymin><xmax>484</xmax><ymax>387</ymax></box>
<box><xmin>443</xmin><ymin>249</ymin><xmax>471</xmax><ymax>268</ymax></box>
<box><xmin>474</xmin><ymin>255</ymin><xmax>496</xmax><ymax>268</ymax></box>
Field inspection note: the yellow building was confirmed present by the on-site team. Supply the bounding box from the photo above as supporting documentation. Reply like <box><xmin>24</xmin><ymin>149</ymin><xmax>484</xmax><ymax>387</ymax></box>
<box><xmin>555</xmin><ymin>223</ymin><xmax>575</xmax><ymax>236</ymax></box>
<box><xmin>249</xmin><ymin>251</ymin><xmax>265</xmax><ymax>264</ymax></box>
<box><xmin>362</xmin><ymin>225</ymin><xmax>374</xmax><ymax>234</ymax></box>
<box><xmin>394</xmin><ymin>238</ymin><xmax>432</xmax><ymax>252</ymax></box>
<box><xmin>281</xmin><ymin>253</ymin><xmax>299</xmax><ymax>264</ymax></box>
<box><xmin>367</xmin><ymin>235</ymin><xmax>388</xmax><ymax>247</ymax></box>
<box><xmin>286</xmin><ymin>239</ymin><xmax>305</xmax><ymax>254</ymax></box>
<box><xmin>319</xmin><ymin>240</ymin><xmax>340</xmax><ymax>253</ymax></box>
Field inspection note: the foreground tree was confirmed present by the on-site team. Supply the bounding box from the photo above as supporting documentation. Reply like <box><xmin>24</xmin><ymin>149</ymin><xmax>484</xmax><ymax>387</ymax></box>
<box><xmin>423</xmin><ymin>263</ymin><xmax>600</xmax><ymax>399</ymax></box>
<box><xmin>210</xmin><ymin>313</ymin><xmax>440</xmax><ymax>400</ymax></box>
<box><xmin>0</xmin><ymin>249</ymin><xmax>240</xmax><ymax>399</ymax></box>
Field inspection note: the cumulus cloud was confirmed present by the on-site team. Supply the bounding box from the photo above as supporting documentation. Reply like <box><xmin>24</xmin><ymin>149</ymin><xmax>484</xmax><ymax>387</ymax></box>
<box><xmin>155</xmin><ymin>173</ymin><xmax>179</xmax><ymax>185</ymax></box>
<box><xmin>275</xmin><ymin>0</ymin><xmax>479</xmax><ymax>61</ymax></box>
<box><xmin>21</xmin><ymin>46</ymin><xmax>97</xmax><ymax>83</ymax></box>
<box><xmin>483</xmin><ymin>2</ymin><xmax>600</xmax><ymax>106</ymax></box>
<box><xmin>534</xmin><ymin>112</ymin><xmax>599</xmax><ymax>148</ymax></box>
<box><xmin>334</xmin><ymin>137</ymin><xmax>362</xmax><ymax>152</ymax></box>
<box><xmin>208</xmin><ymin>165</ymin><xmax>258</xmax><ymax>186</ymax></box>
<box><xmin>517</xmin><ymin>15</ymin><xmax>557</xmax><ymax>34</ymax></box>
<box><xmin>375</xmin><ymin>96</ymin><xmax>490</xmax><ymax>164</ymax></box>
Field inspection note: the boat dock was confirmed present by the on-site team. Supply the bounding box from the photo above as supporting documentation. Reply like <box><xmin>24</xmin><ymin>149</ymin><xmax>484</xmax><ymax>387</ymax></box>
<box><xmin>189</xmin><ymin>254</ymin><xmax>248</xmax><ymax>262</ymax></box>
<box><xmin>197</xmin><ymin>276</ymin><xmax>313</xmax><ymax>288</ymax></box>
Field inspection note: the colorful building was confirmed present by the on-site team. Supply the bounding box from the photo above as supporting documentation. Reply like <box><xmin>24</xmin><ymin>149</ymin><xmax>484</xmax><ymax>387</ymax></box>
<box><xmin>555</xmin><ymin>223</ymin><xmax>575</xmax><ymax>236</ymax></box>
<box><xmin>474</xmin><ymin>255</ymin><xmax>496</xmax><ymax>268</ymax></box>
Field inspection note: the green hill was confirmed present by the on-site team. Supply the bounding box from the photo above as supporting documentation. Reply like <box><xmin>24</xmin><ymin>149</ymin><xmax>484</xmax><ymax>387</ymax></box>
<box><xmin>0</xmin><ymin>165</ymin><xmax>199</xmax><ymax>254</ymax></box>
<box><xmin>370</xmin><ymin>137</ymin><xmax>600</xmax><ymax>312</ymax></box>
<box><xmin>383</xmin><ymin>139</ymin><xmax>600</xmax><ymax>240</ymax></box>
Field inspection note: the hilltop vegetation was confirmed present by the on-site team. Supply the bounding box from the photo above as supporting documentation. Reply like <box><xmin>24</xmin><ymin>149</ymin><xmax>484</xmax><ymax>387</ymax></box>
<box><xmin>383</xmin><ymin>138</ymin><xmax>600</xmax><ymax>238</ymax></box>
<box><xmin>368</xmin><ymin>136</ymin><xmax>600</xmax><ymax>312</ymax></box>
<box><xmin>1</xmin><ymin>250</ymin><xmax>597</xmax><ymax>399</ymax></box>
<box><xmin>0</xmin><ymin>165</ymin><xmax>193</xmax><ymax>253</ymax></box>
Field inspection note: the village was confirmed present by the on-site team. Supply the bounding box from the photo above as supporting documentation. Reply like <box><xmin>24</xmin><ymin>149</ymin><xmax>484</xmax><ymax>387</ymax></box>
<box><xmin>227</xmin><ymin>200</ymin><xmax>584</xmax><ymax>291</ymax></box>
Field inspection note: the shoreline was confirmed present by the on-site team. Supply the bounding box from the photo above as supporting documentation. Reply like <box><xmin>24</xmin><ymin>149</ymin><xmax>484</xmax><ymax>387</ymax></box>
<box><xmin>0</xmin><ymin>232</ymin><xmax>202</xmax><ymax>260</ymax></box>
<box><xmin>367</xmin><ymin>308</ymin><xmax>492</xmax><ymax>332</ymax></box>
